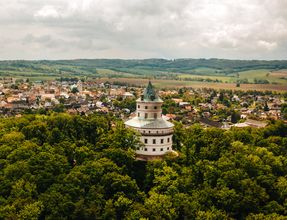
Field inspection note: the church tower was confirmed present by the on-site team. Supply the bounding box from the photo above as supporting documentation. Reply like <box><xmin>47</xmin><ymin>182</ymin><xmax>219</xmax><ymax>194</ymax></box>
<box><xmin>77</xmin><ymin>80</ymin><xmax>83</xmax><ymax>93</ymax></box>
<box><xmin>125</xmin><ymin>81</ymin><xmax>174</xmax><ymax>160</ymax></box>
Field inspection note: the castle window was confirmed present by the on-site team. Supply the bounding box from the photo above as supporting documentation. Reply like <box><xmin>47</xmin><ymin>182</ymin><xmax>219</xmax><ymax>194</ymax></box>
<box><xmin>138</xmin><ymin>105</ymin><xmax>140</xmax><ymax>108</ymax></box>
<box><xmin>154</xmin><ymin>113</ymin><xmax>157</xmax><ymax>119</ymax></box>
<box><xmin>167</xmin><ymin>138</ymin><xmax>170</xmax><ymax>143</ymax></box>
<box><xmin>138</xmin><ymin>113</ymin><xmax>140</xmax><ymax>117</ymax></box>
<box><xmin>144</xmin><ymin>139</ymin><xmax>148</xmax><ymax>144</ymax></box>
<box><xmin>145</xmin><ymin>113</ymin><xmax>148</xmax><ymax>118</ymax></box>
<box><xmin>160</xmin><ymin>148</ymin><xmax>163</xmax><ymax>151</ymax></box>
<box><xmin>145</xmin><ymin>106</ymin><xmax>148</xmax><ymax>109</ymax></box>
<box><xmin>153</xmin><ymin>139</ymin><xmax>156</xmax><ymax>144</ymax></box>
<box><xmin>161</xmin><ymin>139</ymin><xmax>164</xmax><ymax>144</ymax></box>
<box><xmin>167</xmin><ymin>147</ymin><xmax>170</xmax><ymax>150</ymax></box>
<box><xmin>144</xmin><ymin>148</ymin><xmax>147</xmax><ymax>151</ymax></box>
<box><xmin>153</xmin><ymin>148</ymin><xmax>156</xmax><ymax>151</ymax></box>
<box><xmin>137</xmin><ymin>147</ymin><xmax>140</xmax><ymax>150</ymax></box>
<box><xmin>154</xmin><ymin>106</ymin><xmax>157</xmax><ymax>109</ymax></box>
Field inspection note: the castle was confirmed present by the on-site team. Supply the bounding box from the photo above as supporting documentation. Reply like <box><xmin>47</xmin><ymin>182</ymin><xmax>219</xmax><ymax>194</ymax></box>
<box><xmin>125</xmin><ymin>82</ymin><xmax>174</xmax><ymax>160</ymax></box>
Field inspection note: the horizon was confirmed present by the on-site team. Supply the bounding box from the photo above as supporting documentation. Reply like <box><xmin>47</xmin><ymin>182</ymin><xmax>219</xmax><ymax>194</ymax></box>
<box><xmin>1</xmin><ymin>57</ymin><xmax>287</xmax><ymax>62</ymax></box>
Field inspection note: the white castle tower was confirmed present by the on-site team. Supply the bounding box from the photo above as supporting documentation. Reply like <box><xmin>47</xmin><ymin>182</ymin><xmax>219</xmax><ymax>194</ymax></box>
<box><xmin>77</xmin><ymin>80</ymin><xmax>83</xmax><ymax>93</ymax></box>
<box><xmin>125</xmin><ymin>81</ymin><xmax>174</xmax><ymax>160</ymax></box>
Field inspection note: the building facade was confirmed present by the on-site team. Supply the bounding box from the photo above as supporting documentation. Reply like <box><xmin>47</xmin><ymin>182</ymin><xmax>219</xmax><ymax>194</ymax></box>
<box><xmin>125</xmin><ymin>82</ymin><xmax>174</xmax><ymax>160</ymax></box>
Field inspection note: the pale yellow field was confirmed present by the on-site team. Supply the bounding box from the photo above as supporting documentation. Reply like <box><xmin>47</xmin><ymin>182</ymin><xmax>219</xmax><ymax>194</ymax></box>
<box><xmin>95</xmin><ymin>78</ymin><xmax>287</xmax><ymax>92</ymax></box>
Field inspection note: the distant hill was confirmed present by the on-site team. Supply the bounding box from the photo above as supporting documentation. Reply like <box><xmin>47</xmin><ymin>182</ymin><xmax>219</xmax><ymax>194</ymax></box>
<box><xmin>39</xmin><ymin>58</ymin><xmax>287</xmax><ymax>74</ymax></box>
<box><xmin>2</xmin><ymin>58</ymin><xmax>287</xmax><ymax>74</ymax></box>
<box><xmin>0</xmin><ymin>59</ymin><xmax>287</xmax><ymax>89</ymax></box>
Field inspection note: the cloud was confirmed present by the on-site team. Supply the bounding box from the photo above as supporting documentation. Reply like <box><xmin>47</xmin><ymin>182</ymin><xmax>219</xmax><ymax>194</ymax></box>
<box><xmin>0</xmin><ymin>0</ymin><xmax>287</xmax><ymax>59</ymax></box>
<box><xmin>34</xmin><ymin>5</ymin><xmax>61</xmax><ymax>19</ymax></box>
<box><xmin>257</xmin><ymin>41</ymin><xmax>278</xmax><ymax>51</ymax></box>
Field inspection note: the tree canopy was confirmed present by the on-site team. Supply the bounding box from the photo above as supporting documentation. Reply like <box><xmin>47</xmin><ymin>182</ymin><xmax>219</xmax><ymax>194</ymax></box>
<box><xmin>0</xmin><ymin>113</ymin><xmax>287</xmax><ymax>219</ymax></box>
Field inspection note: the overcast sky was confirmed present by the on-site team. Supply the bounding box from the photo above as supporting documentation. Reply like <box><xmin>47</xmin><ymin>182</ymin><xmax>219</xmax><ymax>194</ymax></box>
<box><xmin>0</xmin><ymin>0</ymin><xmax>287</xmax><ymax>60</ymax></box>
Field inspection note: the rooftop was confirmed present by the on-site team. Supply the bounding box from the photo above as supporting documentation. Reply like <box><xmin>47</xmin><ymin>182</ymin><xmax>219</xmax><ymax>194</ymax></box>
<box><xmin>140</xmin><ymin>81</ymin><xmax>162</xmax><ymax>102</ymax></box>
<box><xmin>125</xmin><ymin>117</ymin><xmax>174</xmax><ymax>129</ymax></box>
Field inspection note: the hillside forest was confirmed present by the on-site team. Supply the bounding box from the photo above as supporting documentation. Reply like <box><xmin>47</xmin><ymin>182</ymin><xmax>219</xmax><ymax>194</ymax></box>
<box><xmin>0</xmin><ymin>112</ymin><xmax>287</xmax><ymax>219</ymax></box>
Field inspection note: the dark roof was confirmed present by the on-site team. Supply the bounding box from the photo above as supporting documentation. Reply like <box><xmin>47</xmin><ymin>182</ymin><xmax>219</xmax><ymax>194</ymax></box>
<box><xmin>199</xmin><ymin>118</ymin><xmax>223</xmax><ymax>128</ymax></box>
<box><xmin>142</xmin><ymin>81</ymin><xmax>160</xmax><ymax>101</ymax></box>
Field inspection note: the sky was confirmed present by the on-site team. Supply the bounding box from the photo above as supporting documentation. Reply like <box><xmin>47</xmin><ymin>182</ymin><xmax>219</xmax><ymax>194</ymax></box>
<box><xmin>0</xmin><ymin>0</ymin><xmax>287</xmax><ymax>60</ymax></box>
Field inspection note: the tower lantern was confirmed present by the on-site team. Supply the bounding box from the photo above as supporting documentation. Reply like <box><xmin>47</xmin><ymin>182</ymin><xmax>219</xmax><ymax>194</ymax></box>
<box><xmin>125</xmin><ymin>81</ymin><xmax>174</xmax><ymax>160</ymax></box>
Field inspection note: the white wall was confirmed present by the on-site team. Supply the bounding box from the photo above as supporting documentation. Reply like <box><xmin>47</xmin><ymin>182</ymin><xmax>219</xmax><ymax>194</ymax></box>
<box><xmin>137</xmin><ymin>134</ymin><xmax>173</xmax><ymax>155</ymax></box>
<box><xmin>137</xmin><ymin>101</ymin><xmax>162</xmax><ymax>119</ymax></box>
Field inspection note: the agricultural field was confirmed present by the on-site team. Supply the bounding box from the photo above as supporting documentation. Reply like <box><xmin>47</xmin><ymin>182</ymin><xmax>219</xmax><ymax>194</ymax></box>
<box><xmin>0</xmin><ymin>59</ymin><xmax>287</xmax><ymax>91</ymax></box>
<box><xmin>189</xmin><ymin>67</ymin><xmax>224</xmax><ymax>75</ymax></box>
<box><xmin>177</xmin><ymin>73</ymin><xmax>233</xmax><ymax>82</ymax></box>
<box><xmin>238</xmin><ymin>69</ymin><xmax>287</xmax><ymax>84</ymax></box>
<box><xmin>96</xmin><ymin>68</ymin><xmax>136</xmax><ymax>78</ymax></box>
<box><xmin>270</xmin><ymin>69</ymin><xmax>287</xmax><ymax>79</ymax></box>
<box><xmin>95</xmin><ymin>77</ymin><xmax>287</xmax><ymax>92</ymax></box>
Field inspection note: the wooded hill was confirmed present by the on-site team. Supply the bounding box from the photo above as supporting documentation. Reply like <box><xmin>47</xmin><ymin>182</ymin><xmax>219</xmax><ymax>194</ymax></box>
<box><xmin>2</xmin><ymin>58</ymin><xmax>287</xmax><ymax>74</ymax></box>
<box><xmin>0</xmin><ymin>112</ymin><xmax>287</xmax><ymax>219</ymax></box>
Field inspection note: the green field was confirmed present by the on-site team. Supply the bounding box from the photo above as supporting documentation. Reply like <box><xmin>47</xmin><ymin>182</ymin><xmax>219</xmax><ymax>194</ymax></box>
<box><xmin>96</xmin><ymin>77</ymin><xmax>287</xmax><ymax>92</ymax></box>
<box><xmin>178</xmin><ymin>73</ymin><xmax>233</xmax><ymax>82</ymax></box>
<box><xmin>238</xmin><ymin>69</ymin><xmax>287</xmax><ymax>84</ymax></box>
<box><xmin>178</xmin><ymin>68</ymin><xmax>287</xmax><ymax>84</ymax></box>
<box><xmin>190</xmin><ymin>67</ymin><xmax>224</xmax><ymax>75</ymax></box>
<box><xmin>96</xmin><ymin>68</ymin><xmax>136</xmax><ymax>78</ymax></box>
<box><xmin>0</xmin><ymin>59</ymin><xmax>286</xmax><ymax>90</ymax></box>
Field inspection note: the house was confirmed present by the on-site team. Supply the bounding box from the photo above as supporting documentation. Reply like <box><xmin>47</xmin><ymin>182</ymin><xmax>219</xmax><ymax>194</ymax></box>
<box><xmin>199</xmin><ymin>118</ymin><xmax>223</xmax><ymax>128</ymax></box>
<box><xmin>234</xmin><ymin>119</ymin><xmax>267</xmax><ymax>128</ymax></box>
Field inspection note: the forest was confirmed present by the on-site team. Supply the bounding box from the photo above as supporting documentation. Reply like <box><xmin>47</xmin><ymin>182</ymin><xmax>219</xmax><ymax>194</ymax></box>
<box><xmin>0</xmin><ymin>112</ymin><xmax>287</xmax><ymax>219</ymax></box>
<box><xmin>57</xmin><ymin>58</ymin><xmax>287</xmax><ymax>73</ymax></box>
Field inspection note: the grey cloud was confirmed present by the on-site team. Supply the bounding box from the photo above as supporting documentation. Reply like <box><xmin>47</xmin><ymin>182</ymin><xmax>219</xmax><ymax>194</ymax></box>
<box><xmin>0</xmin><ymin>0</ymin><xmax>287</xmax><ymax>59</ymax></box>
<box><xmin>21</xmin><ymin>33</ymin><xmax>112</xmax><ymax>53</ymax></box>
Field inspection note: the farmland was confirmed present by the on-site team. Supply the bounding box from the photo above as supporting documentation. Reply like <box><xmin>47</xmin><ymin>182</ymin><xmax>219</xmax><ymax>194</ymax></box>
<box><xmin>0</xmin><ymin>59</ymin><xmax>286</xmax><ymax>91</ymax></box>
<box><xmin>95</xmin><ymin>77</ymin><xmax>287</xmax><ymax>92</ymax></box>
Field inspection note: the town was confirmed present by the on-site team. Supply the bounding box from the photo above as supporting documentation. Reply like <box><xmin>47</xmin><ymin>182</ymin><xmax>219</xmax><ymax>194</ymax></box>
<box><xmin>1</xmin><ymin>77</ymin><xmax>286</xmax><ymax>129</ymax></box>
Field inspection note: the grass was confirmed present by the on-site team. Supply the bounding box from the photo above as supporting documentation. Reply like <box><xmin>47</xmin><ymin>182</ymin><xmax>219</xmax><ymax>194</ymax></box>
<box><xmin>270</xmin><ymin>69</ymin><xmax>287</xmax><ymax>78</ymax></box>
<box><xmin>95</xmin><ymin>77</ymin><xmax>287</xmax><ymax>92</ymax></box>
<box><xmin>96</xmin><ymin>69</ymin><xmax>116</xmax><ymax>74</ymax></box>
<box><xmin>192</xmin><ymin>67</ymin><xmax>222</xmax><ymax>75</ymax></box>
<box><xmin>238</xmin><ymin>69</ymin><xmax>287</xmax><ymax>84</ymax></box>
<box><xmin>177</xmin><ymin>73</ymin><xmax>232</xmax><ymax>82</ymax></box>
<box><xmin>96</xmin><ymin>68</ymin><xmax>138</xmax><ymax>78</ymax></box>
